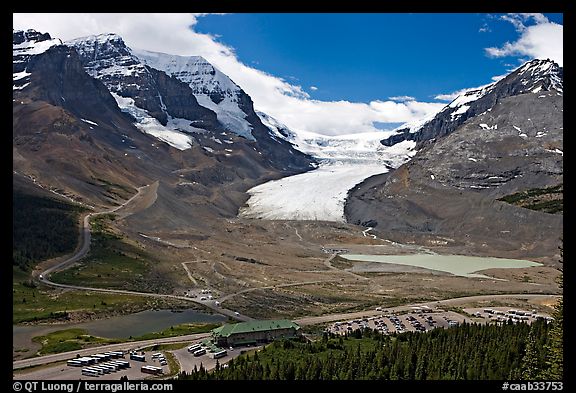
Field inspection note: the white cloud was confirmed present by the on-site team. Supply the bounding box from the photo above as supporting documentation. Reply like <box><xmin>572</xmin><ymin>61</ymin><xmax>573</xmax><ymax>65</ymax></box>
<box><xmin>486</xmin><ymin>13</ymin><xmax>563</xmax><ymax>66</ymax></box>
<box><xmin>13</xmin><ymin>13</ymin><xmax>445</xmax><ymax>136</ymax></box>
<box><xmin>388</xmin><ymin>96</ymin><xmax>415</xmax><ymax>102</ymax></box>
<box><xmin>479</xmin><ymin>23</ymin><xmax>491</xmax><ymax>33</ymax></box>
<box><xmin>309</xmin><ymin>86</ymin><xmax>318</xmax><ymax>91</ymax></box>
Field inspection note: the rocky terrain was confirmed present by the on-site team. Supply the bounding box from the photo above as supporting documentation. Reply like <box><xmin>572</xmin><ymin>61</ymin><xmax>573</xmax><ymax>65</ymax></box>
<box><xmin>13</xmin><ymin>30</ymin><xmax>315</xmax><ymax>220</ymax></box>
<box><xmin>346</xmin><ymin>59</ymin><xmax>563</xmax><ymax>265</ymax></box>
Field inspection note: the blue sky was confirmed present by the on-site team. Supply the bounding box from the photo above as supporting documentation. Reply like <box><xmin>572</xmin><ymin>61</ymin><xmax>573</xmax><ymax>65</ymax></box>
<box><xmin>195</xmin><ymin>13</ymin><xmax>563</xmax><ymax>103</ymax></box>
<box><xmin>14</xmin><ymin>13</ymin><xmax>563</xmax><ymax>135</ymax></box>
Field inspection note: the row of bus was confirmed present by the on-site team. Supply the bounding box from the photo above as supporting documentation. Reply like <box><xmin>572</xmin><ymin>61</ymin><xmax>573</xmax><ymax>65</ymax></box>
<box><xmin>80</xmin><ymin>360</ymin><xmax>130</xmax><ymax>377</ymax></box>
<box><xmin>187</xmin><ymin>343</ymin><xmax>227</xmax><ymax>359</ymax></box>
<box><xmin>67</xmin><ymin>351</ymin><xmax>125</xmax><ymax>367</ymax></box>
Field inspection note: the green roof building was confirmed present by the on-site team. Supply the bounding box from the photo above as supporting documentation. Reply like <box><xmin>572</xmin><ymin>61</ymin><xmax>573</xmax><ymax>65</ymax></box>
<box><xmin>211</xmin><ymin>320</ymin><xmax>301</xmax><ymax>347</ymax></box>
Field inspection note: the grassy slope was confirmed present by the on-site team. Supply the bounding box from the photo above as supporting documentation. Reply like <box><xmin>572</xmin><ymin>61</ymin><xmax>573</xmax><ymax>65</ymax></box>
<box><xmin>498</xmin><ymin>184</ymin><xmax>563</xmax><ymax>214</ymax></box>
<box><xmin>31</xmin><ymin>323</ymin><xmax>221</xmax><ymax>355</ymax></box>
<box><xmin>50</xmin><ymin>215</ymin><xmax>171</xmax><ymax>293</ymax></box>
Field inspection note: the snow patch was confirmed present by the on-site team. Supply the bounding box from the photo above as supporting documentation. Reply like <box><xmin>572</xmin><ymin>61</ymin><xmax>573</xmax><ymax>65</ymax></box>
<box><xmin>13</xmin><ymin>82</ymin><xmax>30</xmax><ymax>91</ymax></box>
<box><xmin>81</xmin><ymin>118</ymin><xmax>98</xmax><ymax>126</ymax></box>
<box><xmin>479</xmin><ymin>123</ymin><xmax>497</xmax><ymax>130</ymax></box>
<box><xmin>111</xmin><ymin>92</ymin><xmax>194</xmax><ymax>150</ymax></box>
<box><xmin>13</xmin><ymin>37</ymin><xmax>61</xmax><ymax>56</ymax></box>
<box><xmin>545</xmin><ymin>148</ymin><xmax>563</xmax><ymax>155</ymax></box>
<box><xmin>13</xmin><ymin>71</ymin><xmax>31</xmax><ymax>81</ymax></box>
<box><xmin>450</xmin><ymin>104</ymin><xmax>470</xmax><ymax>120</ymax></box>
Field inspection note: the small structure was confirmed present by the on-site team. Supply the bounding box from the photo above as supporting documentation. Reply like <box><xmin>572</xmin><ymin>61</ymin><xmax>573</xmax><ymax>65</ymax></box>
<box><xmin>211</xmin><ymin>319</ymin><xmax>301</xmax><ymax>347</ymax></box>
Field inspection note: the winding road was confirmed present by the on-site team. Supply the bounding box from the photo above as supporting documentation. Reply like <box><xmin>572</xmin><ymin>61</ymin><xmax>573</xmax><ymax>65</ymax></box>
<box><xmin>34</xmin><ymin>181</ymin><xmax>252</xmax><ymax>325</ymax></box>
<box><xmin>17</xmin><ymin>181</ymin><xmax>561</xmax><ymax>374</ymax></box>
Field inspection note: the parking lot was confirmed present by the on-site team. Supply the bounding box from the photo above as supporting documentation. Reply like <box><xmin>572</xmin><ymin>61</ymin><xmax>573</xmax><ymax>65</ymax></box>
<box><xmin>171</xmin><ymin>339</ymin><xmax>261</xmax><ymax>374</ymax></box>
<box><xmin>327</xmin><ymin>308</ymin><xmax>472</xmax><ymax>336</ymax></box>
<box><xmin>14</xmin><ymin>349</ymin><xmax>169</xmax><ymax>380</ymax></box>
<box><xmin>463</xmin><ymin>307</ymin><xmax>552</xmax><ymax>324</ymax></box>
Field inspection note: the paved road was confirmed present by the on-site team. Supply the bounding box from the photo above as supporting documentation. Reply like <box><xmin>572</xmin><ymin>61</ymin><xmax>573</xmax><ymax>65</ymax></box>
<box><xmin>14</xmin><ymin>292</ymin><xmax>559</xmax><ymax>371</ymax></box>
<box><xmin>13</xmin><ymin>333</ymin><xmax>211</xmax><ymax>370</ymax></box>
<box><xmin>36</xmin><ymin>183</ymin><xmax>155</xmax><ymax>280</ymax></box>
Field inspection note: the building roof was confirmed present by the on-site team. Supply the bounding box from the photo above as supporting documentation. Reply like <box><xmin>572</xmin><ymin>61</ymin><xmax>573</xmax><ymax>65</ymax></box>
<box><xmin>212</xmin><ymin>319</ymin><xmax>301</xmax><ymax>338</ymax></box>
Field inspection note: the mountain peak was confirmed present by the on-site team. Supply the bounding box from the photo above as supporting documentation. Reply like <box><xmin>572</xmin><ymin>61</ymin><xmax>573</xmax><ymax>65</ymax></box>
<box><xmin>13</xmin><ymin>29</ymin><xmax>53</xmax><ymax>45</ymax></box>
<box><xmin>382</xmin><ymin>57</ymin><xmax>563</xmax><ymax>148</ymax></box>
<box><xmin>509</xmin><ymin>58</ymin><xmax>563</xmax><ymax>93</ymax></box>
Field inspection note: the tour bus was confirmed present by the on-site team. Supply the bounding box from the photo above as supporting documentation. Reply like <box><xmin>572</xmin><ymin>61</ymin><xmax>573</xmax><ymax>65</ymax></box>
<box><xmin>81</xmin><ymin>368</ymin><xmax>100</xmax><ymax>377</ymax></box>
<box><xmin>90</xmin><ymin>366</ymin><xmax>109</xmax><ymax>374</ymax></box>
<box><xmin>130</xmin><ymin>353</ymin><xmax>146</xmax><ymax>362</ymax></box>
<box><xmin>67</xmin><ymin>359</ymin><xmax>83</xmax><ymax>367</ymax></box>
<box><xmin>83</xmin><ymin>367</ymin><xmax>104</xmax><ymax>375</ymax></box>
<box><xmin>188</xmin><ymin>344</ymin><xmax>202</xmax><ymax>353</ymax></box>
<box><xmin>141</xmin><ymin>365</ymin><xmax>164</xmax><ymax>375</ymax></box>
<box><xmin>193</xmin><ymin>348</ymin><xmax>206</xmax><ymax>357</ymax></box>
<box><xmin>211</xmin><ymin>349</ymin><xmax>227</xmax><ymax>359</ymax></box>
<box><xmin>100</xmin><ymin>363</ymin><xmax>117</xmax><ymax>372</ymax></box>
<box><xmin>109</xmin><ymin>360</ymin><xmax>129</xmax><ymax>369</ymax></box>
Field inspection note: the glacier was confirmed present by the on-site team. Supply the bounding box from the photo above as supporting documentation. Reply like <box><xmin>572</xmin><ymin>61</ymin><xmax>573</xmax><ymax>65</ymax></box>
<box><xmin>239</xmin><ymin>126</ymin><xmax>416</xmax><ymax>222</ymax></box>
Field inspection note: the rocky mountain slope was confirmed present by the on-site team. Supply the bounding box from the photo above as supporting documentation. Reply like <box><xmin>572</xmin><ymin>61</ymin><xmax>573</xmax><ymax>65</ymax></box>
<box><xmin>382</xmin><ymin>59</ymin><xmax>563</xmax><ymax>149</ymax></box>
<box><xmin>346</xmin><ymin>59</ymin><xmax>563</xmax><ymax>264</ymax></box>
<box><xmin>13</xmin><ymin>29</ymin><xmax>314</xmax><ymax>228</ymax></box>
<box><xmin>130</xmin><ymin>47</ymin><xmax>313</xmax><ymax>170</ymax></box>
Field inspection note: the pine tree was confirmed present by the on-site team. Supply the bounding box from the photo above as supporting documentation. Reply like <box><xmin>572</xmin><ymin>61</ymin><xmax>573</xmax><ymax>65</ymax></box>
<box><xmin>542</xmin><ymin>243</ymin><xmax>563</xmax><ymax>380</ymax></box>
<box><xmin>520</xmin><ymin>325</ymin><xmax>542</xmax><ymax>379</ymax></box>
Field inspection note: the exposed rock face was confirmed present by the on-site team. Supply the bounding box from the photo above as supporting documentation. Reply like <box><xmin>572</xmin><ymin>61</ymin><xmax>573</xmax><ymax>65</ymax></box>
<box><xmin>13</xmin><ymin>29</ymin><xmax>314</xmax><ymax>218</ymax></box>
<box><xmin>346</xmin><ymin>59</ymin><xmax>563</xmax><ymax>263</ymax></box>
<box><xmin>67</xmin><ymin>34</ymin><xmax>219</xmax><ymax>129</ymax></box>
<box><xmin>382</xmin><ymin>59</ymin><xmax>563</xmax><ymax>149</ymax></box>
<box><xmin>132</xmin><ymin>49</ymin><xmax>315</xmax><ymax>171</ymax></box>
<box><xmin>13</xmin><ymin>29</ymin><xmax>52</xmax><ymax>45</ymax></box>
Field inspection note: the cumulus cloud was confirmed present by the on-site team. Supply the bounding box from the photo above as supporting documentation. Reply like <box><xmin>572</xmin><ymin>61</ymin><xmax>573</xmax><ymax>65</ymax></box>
<box><xmin>13</xmin><ymin>13</ymin><xmax>445</xmax><ymax>135</ymax></box>
<box><xmin>309</xmin><ymin>86</ymin><xmax>318</xmax><ymax>91</ymax></box>
<box><xmin>485</xmin><ymin>13</ymin><xmax>563</xmax><ymax>66</ymax></box>
<box><xmin>388</xmin><ymin>96</ymin><xmax>415</xmax><ymax>102</ymax></box>
<box><xmin>479</xmin><ymin>23</ymin><xmax>491</xmax><ymax>33</ymax></box>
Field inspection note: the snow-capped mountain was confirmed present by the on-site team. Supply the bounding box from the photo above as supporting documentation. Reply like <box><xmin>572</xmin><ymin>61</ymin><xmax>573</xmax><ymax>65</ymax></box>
<box><xmin>13</xmin><ymin>29</ymin><xmax>314</xmax><ymax>213</ymax></box>
<box><xmin>13</xmin><ymin>30</ymin><xmax>62</xmax><ymax>90</ymax></box>
<box><xmin>67</xmin><ymin>34</ymin><xmax>221</xmax><ymax>150</ymax></box>
<box><xmin>347</xmin><ymin>58</ymin><xmax>562</xmax><ymax>259</ymax></box>
<box><xmin>382</xmin><ymin>59</ymin><xmax>563</xmax><ymax>148</ymax></box>
<box><xmin>133</xmin><ymin>49</ymin><xmax>255</xmax><ymax>140</ymax></box>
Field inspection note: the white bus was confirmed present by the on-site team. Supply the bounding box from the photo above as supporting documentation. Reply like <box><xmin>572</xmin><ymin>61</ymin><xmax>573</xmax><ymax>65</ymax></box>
<box><xmin>211</xmin><ymin>350</ymin><xmax>227</xmax><ymax>359</ymax></box>
<box><xmin>83</xmin><ymin>367</ymin><xmax>103</xmax><ymax>375</ymax></box>
<box><xmin>141</xmin><ymin>365</ymin><xmax>163</xmax><ymax>375</ymax></box>
<box><xmin>193</xmin><ymin>348</ymin><xmax>206</xmax><ymax>357</ymax></box>
<box><xmin>81</xmin><ymin>368</ymin><xmax>99</xmax><ymax>377</ymax></box>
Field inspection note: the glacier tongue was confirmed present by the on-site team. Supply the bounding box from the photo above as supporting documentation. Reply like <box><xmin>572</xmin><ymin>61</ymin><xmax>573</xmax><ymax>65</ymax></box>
<box><xmin>239</xmin><ymin>130</ymin><xmax>416</xmax><ymax>222</ymax></box>
<box><xmin>239</xmin><ymin>163</ymin><xmax>390</xmax><ymax>221</ymax></box>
